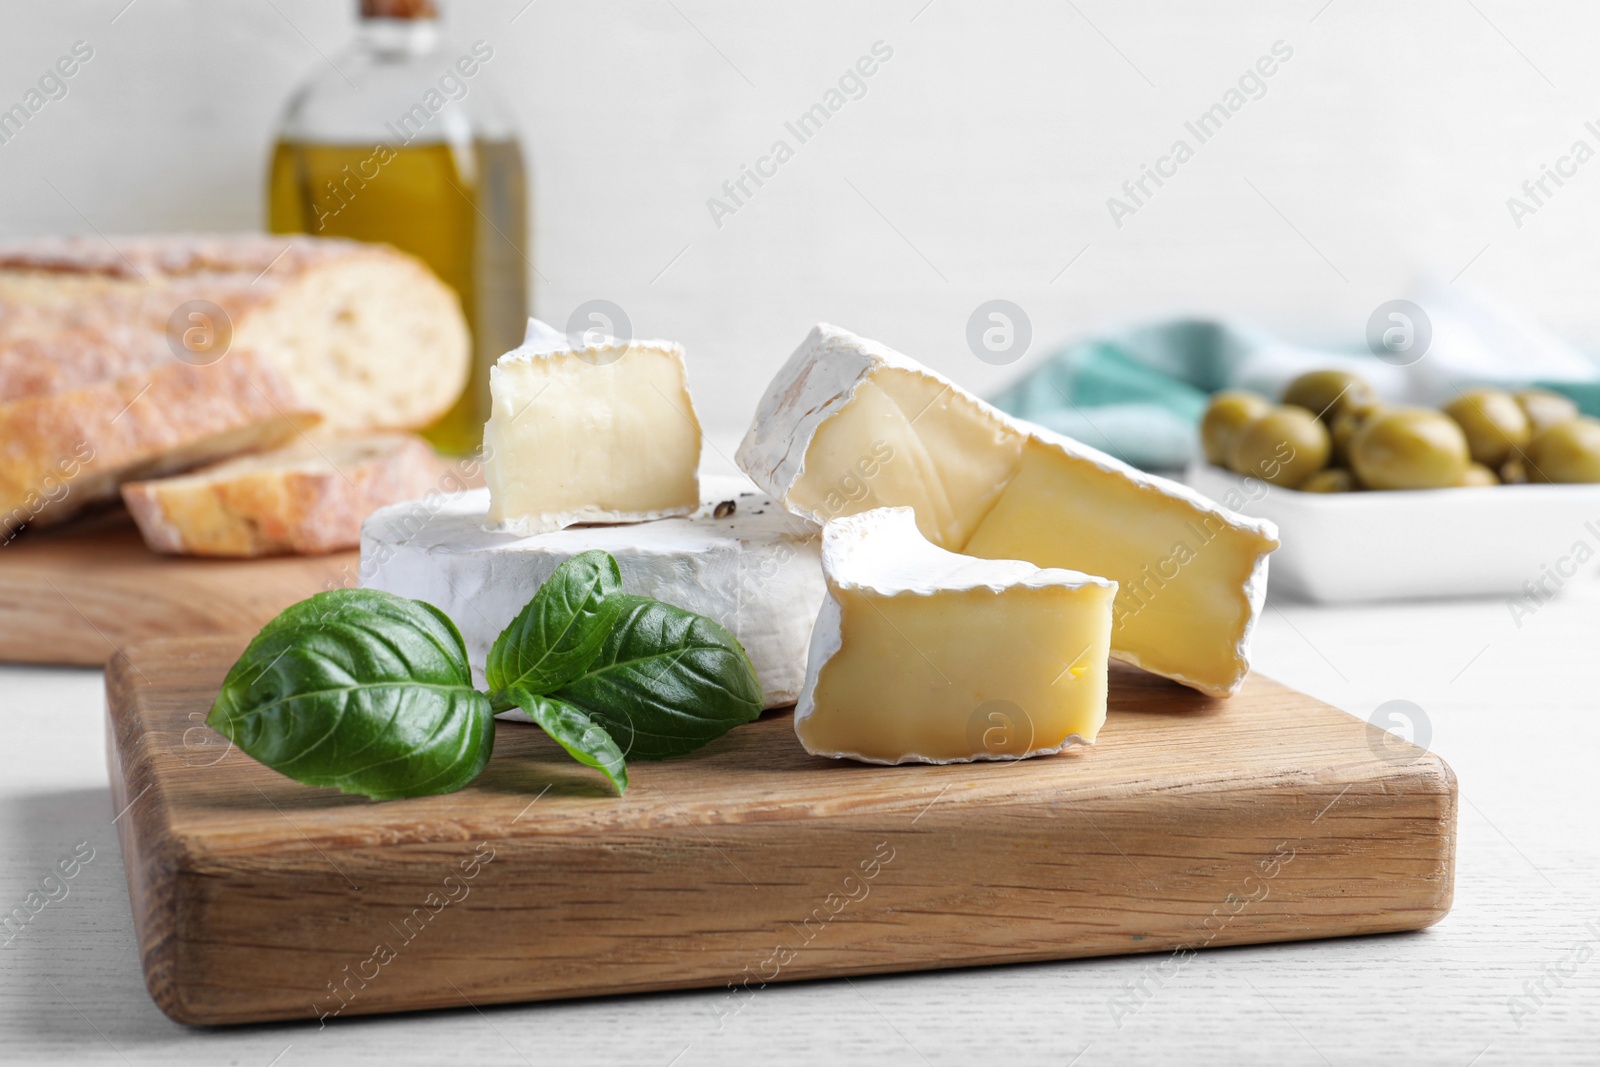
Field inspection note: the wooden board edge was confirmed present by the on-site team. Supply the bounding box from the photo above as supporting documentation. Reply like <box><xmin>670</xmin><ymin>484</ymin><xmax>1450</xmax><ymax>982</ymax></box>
<box><xmin>1422</xmin><ymin>750</ymin><xmax>1459</xmax><ymax>924</ymax></box>
<box><xmin>140</xmin><ymin>766</ymin><xmax>1459</xmax><ymax>1026</ymax></box>
<box><xmin>105</xmin><ymin>649</ymin><xmax>195</xmax><ymax>1024</ymax></box>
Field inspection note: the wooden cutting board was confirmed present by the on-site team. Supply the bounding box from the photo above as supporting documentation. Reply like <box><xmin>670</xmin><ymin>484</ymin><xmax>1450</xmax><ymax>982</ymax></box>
<box><xmin>0</xmin><ymin>514</ymin><xmax>354</xmax><ymax>666</ymax></box>
<box><xmin>107</xmin><ymin>635</ymin><xmax>1457</xmax><ymax>1027</ymax></box>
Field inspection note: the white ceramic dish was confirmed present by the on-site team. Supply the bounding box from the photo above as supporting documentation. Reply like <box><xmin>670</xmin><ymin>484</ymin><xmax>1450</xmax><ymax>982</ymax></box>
<box><xmin>1184</xmin><ymin>462</ymin><xmax>1600</xmax><ymax>603</ymax></box>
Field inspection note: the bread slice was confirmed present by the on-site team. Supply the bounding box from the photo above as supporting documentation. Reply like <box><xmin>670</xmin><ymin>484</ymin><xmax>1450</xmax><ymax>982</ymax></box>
<box><xmin>121</xmin><ymin>432</ymin><xmax>446</xmax><ymax>557</ymax></box>
<box><xmin>0</xmin><ymin>234</ymin><xmax>468</xmax><ymax>531</ymax></box>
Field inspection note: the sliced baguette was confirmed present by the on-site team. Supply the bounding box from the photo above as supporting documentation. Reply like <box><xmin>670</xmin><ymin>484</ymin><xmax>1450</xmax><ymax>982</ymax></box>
<box><xmin>121</xmin><ymin>432</ymin><xmax>446</xmax><ymax>557</ymax></box>
<box><xmin>0</xmin><ymin>233</ymin><xmax>468</xmax><ymax>530</ymax></box>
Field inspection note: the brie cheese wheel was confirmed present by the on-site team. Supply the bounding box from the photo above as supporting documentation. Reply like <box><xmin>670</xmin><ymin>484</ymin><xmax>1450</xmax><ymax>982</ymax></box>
<box><xmin>797</xmin><ymin>507</ymin><xmax>1115</xmax><ymax>764</ymax></box>
<box><xmin>361</xmin><ymin>476</ymin><xmax>824</xmax><ymax>710</ymax></box>
<box><xmin>737</xmin><ymin>323</ymin><xmax>1279</xmax><ymax>698</ymax></box>
<box><xmin>483</xmin><ymin>318</ymin><xmax>702</xmax><ymax>535</ymax></box>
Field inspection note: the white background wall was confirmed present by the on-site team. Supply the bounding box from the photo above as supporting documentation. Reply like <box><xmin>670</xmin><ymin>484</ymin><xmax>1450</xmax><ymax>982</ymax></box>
<box><xmin>3</xmin><ymin>0</ymin><xmax>1599</xmax><ymax>435</ymax></box>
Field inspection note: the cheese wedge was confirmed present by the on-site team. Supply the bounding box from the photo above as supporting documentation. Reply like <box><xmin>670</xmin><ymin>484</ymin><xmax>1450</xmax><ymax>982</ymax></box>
<box><xmin>738</xmin><ymin>324</ymin><xmax>1279</xmax><ymax>697</ymax></box>
<box><xmin>797</xmin><ymin>507</ymin><xmax>1114</xmax><ymax>764</ymax></box>
<box><xmin>483</xmin><ymin>319</ymin><xmax>702</xmax><ymax>534</ymax></box>
<box><xmin>362</xmin><ymin>476</ymin><xmax>823</xmax><ymax>710</ymax></box>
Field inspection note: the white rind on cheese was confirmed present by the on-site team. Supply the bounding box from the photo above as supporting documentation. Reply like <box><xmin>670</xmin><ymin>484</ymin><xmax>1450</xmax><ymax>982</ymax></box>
<box><xmin>736</xmin><ymin>326</ymin><xmax>885</xmax><ymax>509</ymax></box>
<box><xmin>797</xmin><ymin>507</ymin><xmax>1115</xmax><ymax>765</ymax></box>
<box><xmin>483</xmin><ymin>318</ymin><xmax>703</xmax><ymax>535</ymax></box>
<box><xmin>818</xmin><ymin>506</ymin><xmax>1115</xmax><ymax>596</ymax></box>
<box><xmin>737</xmin><ymin>323</ymin><xmax>1279</xmax><ymax>698</ymax></box>
<box><xmin>361</xmin><ymin>475</ymin><xmax>823</xmax><ymax>711</ymax></box>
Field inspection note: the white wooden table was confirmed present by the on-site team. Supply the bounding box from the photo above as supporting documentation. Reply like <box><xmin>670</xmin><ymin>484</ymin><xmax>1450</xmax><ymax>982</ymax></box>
<box><xmin>3</xmin><ymin>578</ymin><xmax>1597</xmax><ymax>1066</ymax></box>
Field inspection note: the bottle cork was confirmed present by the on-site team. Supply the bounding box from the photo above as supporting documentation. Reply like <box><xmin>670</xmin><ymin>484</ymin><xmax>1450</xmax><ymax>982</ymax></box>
<box><xmin>360</xmin><ymin>0</ymin><xmax>437</xmax><ymax>18</ymax></box>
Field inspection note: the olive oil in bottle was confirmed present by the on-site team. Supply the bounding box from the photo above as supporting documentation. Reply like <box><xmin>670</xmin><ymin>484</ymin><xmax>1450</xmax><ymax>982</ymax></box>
<box><xmin>267</xmin><ymin>0</ymin><xmax>528</xmax><ymax>455</ymax></box>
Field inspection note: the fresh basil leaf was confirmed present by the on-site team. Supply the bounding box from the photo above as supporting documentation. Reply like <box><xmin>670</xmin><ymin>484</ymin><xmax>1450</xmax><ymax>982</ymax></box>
<box><xmin>487</xmin><ymin>549</ymin><xmax>623</xmax><ymax>703</ymax></box>
<box><xmin>207</xmin><ymin>589</ymin><xmax>494</xmax><ymax>800</ymax></box>
<box><xmin>507</xmin><ymin>688</ymin><xmax>629</xmax><ymax>795</ymax></box>
<box><xmin>549</xmin><ymin>594</ymin><xmax>763</xmax><ymax>760</ymax></box>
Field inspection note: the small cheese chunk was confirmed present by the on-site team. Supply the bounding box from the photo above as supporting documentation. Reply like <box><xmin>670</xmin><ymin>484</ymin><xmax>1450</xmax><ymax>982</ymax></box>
<box><xmin>797</xmin><ymin>507</ymin><xmax>1114</xmax><ymax>764</ymax></box>
<box><xmin>484</xmin><ymin>319</ymin><xmax>702</xmax><ymax>534</ymax></box>
<box><xmin>362</xmin><ymin>476</ymin><xmax>823</xmax><ymax>709</ymax></box>
<box><xmin>738</xmin><ymin>324</ymin><xmax>1279</xmax><ymax>697</ymax></box>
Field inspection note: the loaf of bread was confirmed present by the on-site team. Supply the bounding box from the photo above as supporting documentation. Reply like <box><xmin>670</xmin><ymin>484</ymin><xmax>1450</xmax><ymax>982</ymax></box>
<box><xmin>121</xmin><ymin>432</ymin><xmax>446</xmax><ymax>557</ymax></box>
<box><xmin>0</xmin><ymin>234</ymin><xmax>468</xmax><ymax>535</ymax></box>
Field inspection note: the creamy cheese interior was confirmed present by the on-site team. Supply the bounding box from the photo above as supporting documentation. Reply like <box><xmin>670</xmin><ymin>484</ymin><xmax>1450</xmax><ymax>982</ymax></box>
<box><xmin>788</xmin><ymin>363</ymin><xmax>1276</xmax><ymax>696</ymax></box>
<box><xmin>484</xmin><ymin>340</ymin><xmax>701</xmax><ymax>533</ymax></box>
<box><xmin>788</xmin><ymin>371</ymin><xmax>1023</xmax><ymax>548</ymax></box>
<box><xmin>964</xmin><ymin>438</ymin><xmax>1273</xmax><ymax>695</ymax></box>
<box><xmin>802</xmin><ymin>583</ymin><xmax>1113</xmax><ymax>763</ymax></box>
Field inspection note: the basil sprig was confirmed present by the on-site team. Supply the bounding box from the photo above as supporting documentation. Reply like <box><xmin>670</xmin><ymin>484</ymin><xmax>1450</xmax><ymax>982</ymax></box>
<box><xmin>208</xmin><ymin>550</ymin><xmax>763</xmax><ymax>800</ymax></box>
<box><xmin>485</xmin><ymin>553</ymin><xmax>763</xmax><ymax>762</ymax></box>
<box><xmin>206</xmin><ymin>590</ymin><xmax>494</xmax><ymax>801</ymax></box>
<box><xmin>505</xmin><ymin>689</ymin><xmax>629</xmax><ymax>795</ymax></box>
<box><xmin>486</xmin><ymin>550</ymin><xmax>623</xmax><ymax>698</ymax></box>
<box><xmin>545</xmin><ymin>595</ymin><xmax>765</xmax><ymax>759</ymax></box>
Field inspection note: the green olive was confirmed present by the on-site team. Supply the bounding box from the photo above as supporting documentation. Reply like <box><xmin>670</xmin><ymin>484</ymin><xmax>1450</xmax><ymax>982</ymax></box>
<box><xmin>1200</xmin><ymin>391</ymin><xmax>1272</xmax><ymax>467</ymax></box>
<box><xmin>1442</xmin><ymin>389</ymin><xmax>1531</xmax><ymax>467</ymax></box>
<box><xmin>1514</xmin><ymin>389</ymin><xmax>1579</xmax><ymax>436</ymax></box>
<box><xmin>1282</xmin><ymin>369</ymin><xmax>1377</xmax><ymax>424</ymax></box>
<box><xmin>1300</xmin><ymin>468</ymin><xmax>1356</xmax><ymax>493</ymax></box>
<box><xmin>1349</xmin><ymin>408</ymin><xmax>1470</xmax><ymax>490</ymax></box>
<box><xmin>1526</xmin><ymin>416</ymin><xmax>1600</xmax><ymax>483</ymax></box>
<box><xmin>1458</xmin><ymin>463</ymin><xmax>1499</xmax><ymax>488</ymax></box>
<box><xmin>1501</xmin><ymin>457</ymin><xmax>1529</xmax><ymax>484</ymax></box>
<box><xmin>1228</xmin><ymin>406</ymin><xmax>1331</xmax><ymax>488</ymax></box>
<box><xmin>1331</xmin><ymin>400</ymin><xmax>1383</xmax><ymax>465</ymax></box>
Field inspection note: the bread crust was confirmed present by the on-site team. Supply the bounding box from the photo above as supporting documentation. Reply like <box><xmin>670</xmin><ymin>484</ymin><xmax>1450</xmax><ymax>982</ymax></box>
<box><xmin>121</xmin><ymin>433</ymin><xmax>446</xmax><ymax>557</ymax></box>
<box><xmin>0</xmin><ymin>352</ymin><xmax>316</xmax><ymax>535</ymax></box>
<box><xmin>0</xmin><ymin>234</ymin><xmax>468</xmax><ymax>531</ymax></box>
